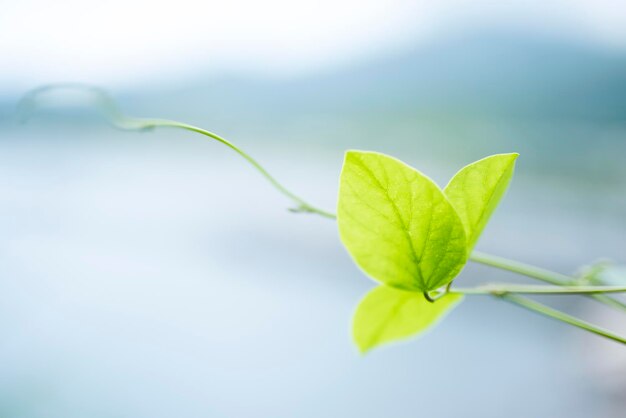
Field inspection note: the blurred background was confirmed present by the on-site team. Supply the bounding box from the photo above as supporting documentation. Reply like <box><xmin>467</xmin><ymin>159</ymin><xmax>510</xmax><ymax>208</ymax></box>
<box><xmin>1</xmin><ymin>0</ymin><xmax>625</xmax><ymax>417</ymax></box>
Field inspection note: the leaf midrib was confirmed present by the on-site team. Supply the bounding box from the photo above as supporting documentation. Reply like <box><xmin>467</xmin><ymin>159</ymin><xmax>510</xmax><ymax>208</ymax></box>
<box><xmin>353</xmin><ymin>157</ymin><xmax>425</xmax><ymax>287</ymax></box>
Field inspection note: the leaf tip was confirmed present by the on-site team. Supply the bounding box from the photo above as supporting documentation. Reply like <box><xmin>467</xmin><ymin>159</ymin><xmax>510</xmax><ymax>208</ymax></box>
<box><xmin>352</xmin><ymin>318</ymin><xmax>376</xmax><ymax>354</ymax></box>
<box><xmin>499</xmin><ymin>152</ymin><xmax>520</xmax><ymax>173</ymax></box>
<box><xmin>354</xmin><ymin>333</ymin><xmax>386</xmax><ymax>355</ymax></box>
<box><xmin>344</xmin><ymin>149</ymin><xmax>364</xmax><ymax>160</ymax></box>
<box><xmin>496</xmin><ymin>153</ymin><xmax>520</xmax><ymax>166</ymax></box>
<box><xmin>486</xmin><ymin>152</ymin><xmax>519</xmax><ymax>163</ymax></box>
<box><xmin>355</xmin><ymin>340</ymin><xmax>373</xmax><ymax>355</ymax></box>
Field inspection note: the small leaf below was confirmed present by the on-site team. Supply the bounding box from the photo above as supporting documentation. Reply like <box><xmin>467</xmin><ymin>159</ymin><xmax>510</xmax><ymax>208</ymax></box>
<box><xmin>353</xmin><ymin>285</ymin><xmax>464</xmax><ymax>353</ymax></box>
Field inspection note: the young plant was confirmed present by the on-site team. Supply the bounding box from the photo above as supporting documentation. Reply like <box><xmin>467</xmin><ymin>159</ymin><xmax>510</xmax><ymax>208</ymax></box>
<box><xmin>19</xmin><ymin>84</ymin><xmax>626</xmax><ymax>353</ymax></box>
<box><xmin>339</xmin><ymin>151</ymin><xmax>516</xmax><ymax>352</ymax></box>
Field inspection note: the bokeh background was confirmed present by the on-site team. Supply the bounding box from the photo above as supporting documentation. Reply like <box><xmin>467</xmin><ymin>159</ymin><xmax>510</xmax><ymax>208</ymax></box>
<box><xmin>1</xmin><ymin>1</ymin><xmax>625</xmax><ymax>417</ymax></box>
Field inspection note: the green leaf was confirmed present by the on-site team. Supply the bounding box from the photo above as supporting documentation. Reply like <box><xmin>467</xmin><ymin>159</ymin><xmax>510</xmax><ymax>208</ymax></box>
<box><xmin>353</xmin><ymin>285</ymin><xmax>464</xmax><ymax>353</ymax></box>
<box><xmin>444</xmin><ymin>153</ymin><xmax>519</xmax><ymax>250</ymax></box>
<box><xmin>337</xmin><ymin>151</ymin><xmax>468</xmax><ymax>292</ymax></box>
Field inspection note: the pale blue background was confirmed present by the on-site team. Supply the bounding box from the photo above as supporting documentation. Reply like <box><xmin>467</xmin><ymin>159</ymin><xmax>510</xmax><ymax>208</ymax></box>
<box><xmin>1</xmin><ymin>2</ymin><xmax>626</xmax><ymax>417</ymax></box>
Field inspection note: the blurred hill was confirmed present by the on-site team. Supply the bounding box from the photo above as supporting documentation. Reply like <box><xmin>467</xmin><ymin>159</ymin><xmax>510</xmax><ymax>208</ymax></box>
<box><xmin>2</xmin><ymin>31</ymin><xmax>625</xmax><ymax>185</ymax></box>
<box><xmin>120</xmin><ymin>31</ymin><xmax>626</xmax><ymax>188</ymax></box>
<box><xmin>139</xmin><ymin>31</ymin><xmax>626</xmax><ymax>122</ymax></box>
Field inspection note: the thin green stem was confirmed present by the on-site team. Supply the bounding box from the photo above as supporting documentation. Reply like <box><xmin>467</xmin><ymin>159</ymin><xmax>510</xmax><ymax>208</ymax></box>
<box><xmin>590</xmin><ymin>294</ymin><xmax>626</xmax><ymax>312</ymax></box>
<box><xmin>469</xmin><ymin>250</ymin><xmax>571</xmax><ymax>285</ymax></box>
<box><xmin>135</xmin><ymin>119</ymin><xmax>335</xmax><ymax>219</ymax></box>
<box><xmin>18</xmin><ymin>84</ymin><xmax>336</xmax><ymax>219</ymax></box>
<box><xmin>450</xmin><ymin>284</ymin><xmax>626</xmax><ymax>296</ymax></box>
<box><xmin>500</xmin><ymin>294</ymin><xmax>626</xmax><ymax>345</ymax></box>
<box><xmin>470</xmin><ymin>250</ymin><xmax>626</xmax><ymax>312</ymax></box>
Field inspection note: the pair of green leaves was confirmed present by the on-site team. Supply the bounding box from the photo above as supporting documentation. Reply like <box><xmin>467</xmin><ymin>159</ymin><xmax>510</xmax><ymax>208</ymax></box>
<box><xmin>338</xmin><ymin>151</ymin><xmax>518</xmax><ymax>352</ymax></box>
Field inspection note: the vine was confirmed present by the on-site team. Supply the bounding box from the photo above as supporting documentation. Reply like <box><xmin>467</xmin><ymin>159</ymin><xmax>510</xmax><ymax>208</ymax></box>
<box><xmin>19</xmin><ymin>84</ymin><xmax>626</xmax><ymax>352</ymax></box>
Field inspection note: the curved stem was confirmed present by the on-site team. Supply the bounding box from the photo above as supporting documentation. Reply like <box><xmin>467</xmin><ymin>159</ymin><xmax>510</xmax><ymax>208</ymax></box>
<box><xmin>135</xmin><ymin>119</ymin><xmax>335</xmax><ymax>219</ymax></box>
<box><xmin>18</xmin><ymin>84</ymin><xmax>336</xmax><ymax>219</ymax></box>
<box><xmin>423</xmin><ymin>291</ymin><xmax>437</xmax><ymax>303</ymax></box>
<box><xmin>500</xmin><ymin>294</ymin><xmax>626</xmax><ymax>345</ymax></box>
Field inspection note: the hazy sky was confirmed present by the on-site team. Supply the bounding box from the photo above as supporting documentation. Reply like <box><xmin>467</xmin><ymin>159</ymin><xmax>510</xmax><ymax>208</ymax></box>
<box><xmin>1</xmin><ymin>0</ymin><xmax>625</xmax><ymax>91</ymax></box>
